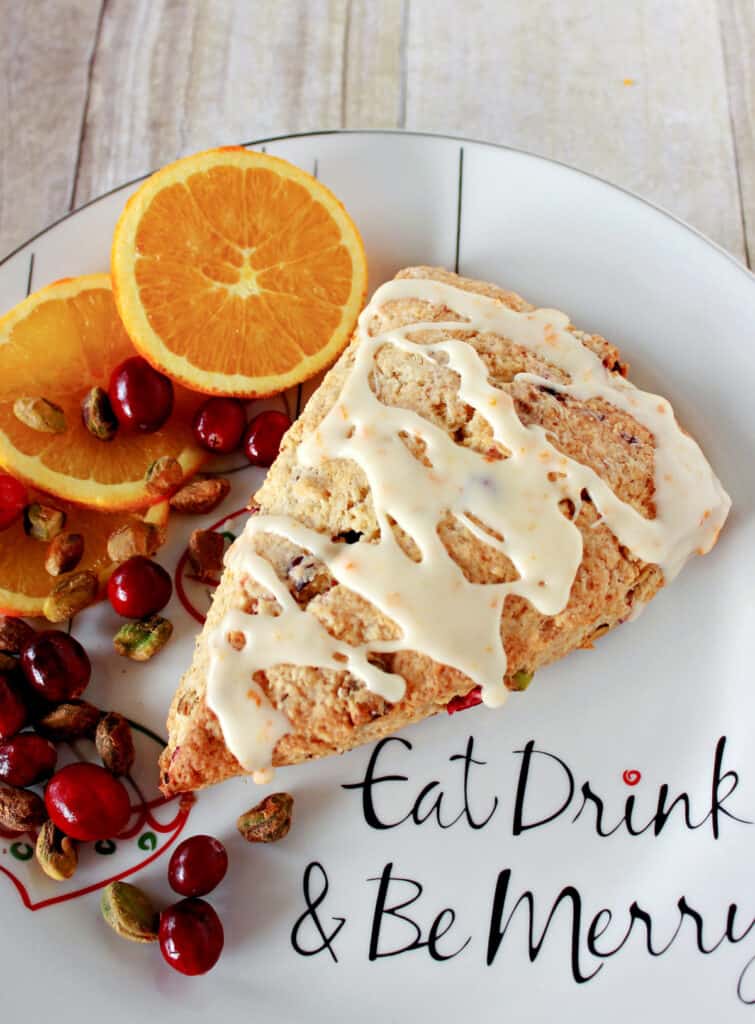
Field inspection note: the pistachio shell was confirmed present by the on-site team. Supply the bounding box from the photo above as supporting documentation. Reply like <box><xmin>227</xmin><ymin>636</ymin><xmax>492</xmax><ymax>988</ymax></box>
<box><xmin>169</xmin><ymin>476</ymin><xmax>230</xmax><ymax>514</ymax></box>
<box><xmin>113</xmin><ymin>615</ymin><xmax>173</xmax><ymax>661</ymax></box>
<box><xmin>13</xmin><ymin>397</ymin><xmax>67</xmax><ymax>434</ymax></box>
<box><xmin>36</xmin><ymin>820</ymin><xmax>78</xmax><ymax>881</ymax></box>
<box><xmin>106</xmin><ymin>521</ymin><xmax>163</xmax><ymax>563</ymax></box>
<box><xmin>0</xmin><ymin>785</ymin><xmax>47</xmax><ymax>832</ymax></box>
<box><xmin>187</xmin><ymin>529</ymin><xmax>225</xmax><ymax>583</ymax></box>
<box><xmin>95</xmin><ymin>712</ymin><xmax>135</xmax><ymax>776</ymax></box>
<box><xmin>45</xmin><ymin>532</ymin><xmax>84</xmax><ymax>576</ymax></box>
<box><xmin>35</xmin><ymin>700</ymin><xmax>101</xmax><ymax>741</ymax></box>
<box><xmin>237</xmin><ymin>792</ymin><xmax>294</xmax><ymax>843</ymax></box>
<box><xmin>145</xmin><ymin>456</ymin><xmax>182</xmax><ymax>495</ymax></box>
<box><xmin>81</xmin><ymin>386</ymin><xmax>118</xmax><ymax>441</ymax></box>
<box><xmin>24</xmin><ymin>503</ymin><xmax>66</xmax><ymax>542</ymax></box>
<box><xmin>43</xmin><ymin>570</ymin><xmax>99</xmax><ymax>622</ymax></box>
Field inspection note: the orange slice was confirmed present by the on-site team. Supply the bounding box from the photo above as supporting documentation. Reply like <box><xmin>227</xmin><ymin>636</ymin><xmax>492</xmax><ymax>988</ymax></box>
<box><xmin>0</xmin><ymin>490</ymin><xmax>169</xmax><ymax>617</ymax></box>
<box><xmin>0</xmin><ymin>275</ymin><xmax>206</xmax><ymax>510</ymax></box>
<box><xmin>111</xmin><ymin>147</ymin><xmax>368</xmax><ymax>397</ymax></box>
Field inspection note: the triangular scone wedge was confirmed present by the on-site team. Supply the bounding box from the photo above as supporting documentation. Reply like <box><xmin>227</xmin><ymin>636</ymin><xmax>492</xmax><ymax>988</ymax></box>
<box><xmin>160</xmin><ymin>266</ymin><xmax>729</xmax><ymax>795</ymax></box>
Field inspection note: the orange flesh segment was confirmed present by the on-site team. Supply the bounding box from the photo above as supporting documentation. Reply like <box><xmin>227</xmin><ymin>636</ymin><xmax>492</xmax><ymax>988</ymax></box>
<box><xmin>0</xmin><ymin>490</ymin><xmax>168</xmax><ymax>617</ymax></box>
<box><xmin>112</xmin><ymin>149</ymin><xmax>368</xmax><ymax>397</ymax></box>
<box><xmin>0</xmin><ymin>276</ymin><xmax>205</xmax><ymax>509</ymax></box>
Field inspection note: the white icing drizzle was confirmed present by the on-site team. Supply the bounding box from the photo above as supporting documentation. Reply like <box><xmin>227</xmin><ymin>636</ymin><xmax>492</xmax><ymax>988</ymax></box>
<box><xmin>205</xmin><ymin>277</ymin><xmax>731</xmax><ymax>774</ymax></box>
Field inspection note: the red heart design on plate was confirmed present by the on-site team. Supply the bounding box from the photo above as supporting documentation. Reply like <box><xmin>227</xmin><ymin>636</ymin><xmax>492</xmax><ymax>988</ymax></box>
<box><xmin>0</xmin><ymin>721</ymin><xmax>195</xmax><ymax>912</ymax></box>
<box><xmin>622</xmin><ymin>769</ymin><xmax>642</xmax><ymax>786</ymax></box>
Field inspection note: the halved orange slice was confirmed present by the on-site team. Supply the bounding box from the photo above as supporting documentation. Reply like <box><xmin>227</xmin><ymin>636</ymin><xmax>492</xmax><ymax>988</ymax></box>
<box><xmin>0</xmin><ymin>275</ymin><xmax>206</xmax><ymax>510</ymax></box>
<box><xmin>111</xmin><ymin>147</ymin><xmax>368</xmax><ymax>397</ymax></box>
<box><xmin>0</xmin><ymin>490</ymin><xmax>168</xmax><ymax>617</ymax></box>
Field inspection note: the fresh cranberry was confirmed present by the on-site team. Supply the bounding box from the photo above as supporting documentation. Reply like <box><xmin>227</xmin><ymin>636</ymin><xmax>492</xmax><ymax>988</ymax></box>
<box><xmin>20</xmin><ymin>631</ymin><xmax>91</xmax><ymax>702</ymax></box>
<box><xmin>0</xmin><ymin>673</ymin><xmax>29</xmax><ymax>740</ymax></box>
<box><xmin>0</xmin><ymin>734</ymin><xmax>57</xmax><ymax>786</ymax></box>
<box><xmin>107</xmin><ymin>556</ymin><xmax>172</xmax><ymax>618</ymax></box>
<box><xmin>159</xmin><ymin>898</ymin><xmax>224</xmax><ymax>976</ymax></box>
<box><xmin>243</xmin><ymin>410</ymin><xmax>291</xmax><ymax>467</ymax></box>
<box><xmin>45</xmin><ymin>763</ymin><xmax>131</xmax><ymax>841</ymax></box>
<box><xmin>168</xmin><ymin>835</ymin><xmax>228</xmax><ymax>897</ymax></box>
<box><xmin>193</xmin><ymin>398</ymin><xmax>246</xmax><ymax>454</ymax></box>
<box><xmin>108</xmin><ymin>356</ymin><xmax>174</xmax><ymax>433</ymax></box>
<box><xmin>0</xmin><ymin>474</ymin><xmax>28</xmax><ymax>532</ymax></box>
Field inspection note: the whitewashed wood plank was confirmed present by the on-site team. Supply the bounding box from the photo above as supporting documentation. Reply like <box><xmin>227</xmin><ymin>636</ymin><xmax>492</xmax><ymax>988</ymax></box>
<box><xmin>404</xmin><ymin>0</ymin><xmax>746</xmax><ymax>261</ymax></box>
<box><xmin>74</xmin><ymin>0</ymin><xmax>347</xmax><ymax>206</ymax></box>
<box><xmin>342</xmin><ymin>0</ymin><xmax>403</xmax><ymax>127</ymax></box>
<box><xmin>718</xmin><ymin>0</ymin><xmax>755</xmax><ymax>266</ymax></box>
<box><xmin>74</xmin><ymin>0</ymin><xmax>403</xmax><ymax>206</ymax></box>
<box><xmin>0</xmin><ymin>0</ymin><xmax>103</xmax><ymax>260</ymax></box>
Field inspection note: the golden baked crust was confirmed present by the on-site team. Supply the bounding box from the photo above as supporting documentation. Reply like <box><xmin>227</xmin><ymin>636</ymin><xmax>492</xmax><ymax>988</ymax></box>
<box><xmin>160</xmin><ymin>267</ymin><xmax>664</xmax><ymax>795</ymax></box>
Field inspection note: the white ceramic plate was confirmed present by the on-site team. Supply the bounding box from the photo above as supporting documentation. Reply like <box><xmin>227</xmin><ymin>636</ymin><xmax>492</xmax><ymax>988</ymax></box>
<box><xmin>1</xmin><ymin>131</ymin><xmax>754</xmax><ymax>1022</ymax></box>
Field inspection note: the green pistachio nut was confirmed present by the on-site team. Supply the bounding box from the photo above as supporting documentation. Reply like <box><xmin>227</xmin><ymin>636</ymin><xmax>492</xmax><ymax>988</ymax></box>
<box><xmin>113</xmin><ymin>615</ymin><xmax>173</xmax><ymax>661</ymax></box>
<box><xmin>237</xmin><ymin>792</ymin><xmax>294</xmax><ymax>843</ymax></box>
<box><xmin>101</xmin><ymin>881</ymin><xmax>159</xmax><ymax>943</ymax></box>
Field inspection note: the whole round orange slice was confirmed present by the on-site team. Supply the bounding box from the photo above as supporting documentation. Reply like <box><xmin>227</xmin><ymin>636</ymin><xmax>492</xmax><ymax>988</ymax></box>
<box><xmin>0</xmin><ymin>490</ymin><xmax>168</xmax><ymax>618</ymax></box>
<box><xmin>111</xmin><ymin>147</ymin><xmax>368</xmax><ymax>397</ymax></box>
<box><xmin>0</xmin><ymin>275</ymin><xmax>206</xmax><ymax>510</ymax></box>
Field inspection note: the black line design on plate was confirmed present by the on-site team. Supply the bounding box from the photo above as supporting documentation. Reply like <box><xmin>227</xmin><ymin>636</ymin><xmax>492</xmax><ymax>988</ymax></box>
<box><xmin>454</xmin><ymin>146</ymin><xmax>464</xmax><ymax>275</ymax></box>
<box><xmin>127</xmin><ymin>718</ymin><xmax>169</xmax><ymax>748</ymax></box>
<box><xmin>25</xmin><ymin>253</ymin><xmax>35</xmax><ymax>296</ymax></box>
<box><xmin>282</xmin><ymin>389</ymin><xmax>293</xmax><ymax>420</ymax></box>
<box><xmin>260</xmin><ymin>145</ymin><xmax>267</xmax><ymax>153</ymax></box>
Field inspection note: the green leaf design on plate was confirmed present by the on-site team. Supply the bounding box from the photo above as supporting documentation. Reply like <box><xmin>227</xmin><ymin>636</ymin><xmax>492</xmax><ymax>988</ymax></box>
<box><xmin>138</xmin><ymin>831</ymin><xmax>157</xmax><ymax>852</ymax></box>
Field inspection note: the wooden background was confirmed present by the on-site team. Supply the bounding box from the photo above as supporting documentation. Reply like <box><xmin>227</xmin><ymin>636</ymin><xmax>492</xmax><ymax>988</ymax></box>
<box><xmin>1</xmin><ymin>0</ymin><xmax>753</xmax><ymax>268</ymax></box>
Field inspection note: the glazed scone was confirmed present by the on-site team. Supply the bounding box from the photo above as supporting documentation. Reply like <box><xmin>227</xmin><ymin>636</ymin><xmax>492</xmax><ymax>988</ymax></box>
<box><xmin>160</xmin><ymin>266</ymin><xmax>730</xmax><ymax>795</ymax></box>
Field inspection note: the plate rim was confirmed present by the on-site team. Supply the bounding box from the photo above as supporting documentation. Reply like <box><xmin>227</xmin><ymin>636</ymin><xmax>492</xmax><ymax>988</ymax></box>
<box><xmin>1</xmin><ymin>128</ymin><xmax>752</xmax><ymax>1021</ymax></box>
<box><xmin>1</xmin><ymin>128</ymin><xmax>752</xmax><ymax>287</ymax></box>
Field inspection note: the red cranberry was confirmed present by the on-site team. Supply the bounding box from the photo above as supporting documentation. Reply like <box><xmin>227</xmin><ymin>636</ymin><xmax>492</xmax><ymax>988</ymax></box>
<box><xmin>446</xmin><ymin>685</ymin><xmax>483</xmax><ymax>714</ymax></box>
<box><xmin>107</xmin><ymin>556</ymin><xmax>172</xmax><ymax>618</ymax></box>
<box><xmin>20</xmin><ymin>631</ymin><xmax>91</xmax><ymax>702</ymax></box>
<box><xmin>108</xmin><ymin>356</ymin><xmax>174</xmax><ymax>433</ymax></box>
<box><xmin>193</xmin><ymin>398</ymin><xmax>246</xmax><ymax>454</ymax></box>
<box><xmin>45</xmin><ymin>763</ymin><xmax>131</xmax><ymax>841</ymax></box>
<box><xmin>0</xmin><ymin>474</ymin><xmax>28</xmax><ymax>531</ymax></box>
<box><xmin>159</xmin><ymin>898</ymin><xmax>224</xmax><ymax>976</ymax></box>
<box><xmin>243</xmin><ymin>410</ymin><xmax>291</xmax><ymax>467</ymax></box>
<box><xmin>0</xmin><ymin>734</ymin><xmax>57</xmax><ymax>786</ymax></box>
<box><xmin>0</xmin><ymin>673</ymin><xmax>29</xmax><ymax>740</ymax></box>
<box><xmin>168</xmin><ymin>835</ymin><xmax>228</xmax><ymax>897</ymax></box>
